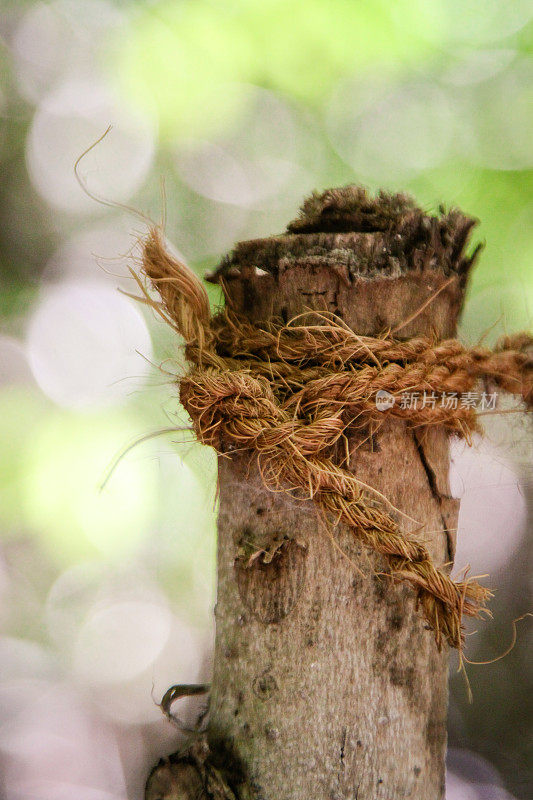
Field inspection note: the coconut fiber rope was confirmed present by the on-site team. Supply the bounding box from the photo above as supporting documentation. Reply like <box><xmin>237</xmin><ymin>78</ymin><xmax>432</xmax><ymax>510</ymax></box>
<box><xmin>139</xmin><ymin>227</ymin><xmax>532</xmax><ymax>651</ymax></box>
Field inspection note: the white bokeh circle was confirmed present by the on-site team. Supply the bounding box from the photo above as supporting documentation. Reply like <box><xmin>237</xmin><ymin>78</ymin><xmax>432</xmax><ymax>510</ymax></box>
<box><xmin>26</xmin><ymin>78</ymin><xmax>155</xmax><ymax>213</ymax></box>
<box><xmin>73</xmin><ymin>600</ymin><xmax>172</xmax><ymax>685</ymax></box>
<box><xmin>327</xmin><ymin>77</ymin><xmax>455</xmax><ymax>184</ymax></box>
<box><xmin>26</xmin><ymin>281</ymin><xmax>152</xmax><ymax>409</ymax></box>
<box><xmin>449</xmin><ymin>436</ymin><xmax>527</xmax><ymax>575</ymax></box>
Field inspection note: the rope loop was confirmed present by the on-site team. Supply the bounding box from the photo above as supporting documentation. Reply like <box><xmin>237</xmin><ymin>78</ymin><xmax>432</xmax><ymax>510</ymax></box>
<box><xmin>142</xmin><ymin>226</ymin><xmax>532</xmax><ymax>650</ymax></box>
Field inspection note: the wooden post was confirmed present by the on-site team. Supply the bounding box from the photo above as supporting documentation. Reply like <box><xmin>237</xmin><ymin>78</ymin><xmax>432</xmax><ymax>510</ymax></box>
<box><xmin>146</xmin><ymin>187</ymin><xmax>480</xmax><ymax>800</ymax></box>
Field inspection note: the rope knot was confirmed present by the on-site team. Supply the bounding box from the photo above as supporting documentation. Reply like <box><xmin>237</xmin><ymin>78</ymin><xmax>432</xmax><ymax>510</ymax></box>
<box><xmin>141</xmin><ymin>226</ymin><xmax>531</xmax><ymax>651</ymax></box>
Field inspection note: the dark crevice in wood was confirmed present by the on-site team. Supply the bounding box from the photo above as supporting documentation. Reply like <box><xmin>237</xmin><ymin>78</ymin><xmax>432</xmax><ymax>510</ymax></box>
<box><xmin>412</xmin><ymin>432</ymin><xmax>440</xmax><ymax>500</ymax></box>
<box><xmin>412</xmin><ymin>431</ymin><xmax>455</xmax><ymax>563</ymax></box>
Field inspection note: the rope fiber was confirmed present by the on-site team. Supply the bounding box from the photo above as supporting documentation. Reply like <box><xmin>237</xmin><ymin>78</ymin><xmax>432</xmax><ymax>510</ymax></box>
<box><xmin>141</xmin><ymin>227</ymin><xmax>532</xmax><ymax>651</ymax></box>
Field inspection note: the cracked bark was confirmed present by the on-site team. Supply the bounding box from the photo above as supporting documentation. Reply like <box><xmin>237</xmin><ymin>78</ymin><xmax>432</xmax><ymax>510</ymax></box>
<box><xmin>146</xmin><ymin>188</ymin><xmax>479</xmax><ymax>800</ymax></box>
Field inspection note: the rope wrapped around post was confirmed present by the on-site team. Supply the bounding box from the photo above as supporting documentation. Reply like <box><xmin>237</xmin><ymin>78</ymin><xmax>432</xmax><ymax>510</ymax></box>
<box><xmin>140</xmin><ymin>227</ymin><xmax>532</xmax><ymax>651</ymax></box>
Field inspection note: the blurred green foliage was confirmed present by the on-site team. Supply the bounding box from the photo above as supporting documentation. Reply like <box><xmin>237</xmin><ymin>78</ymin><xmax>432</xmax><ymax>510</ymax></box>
<box><xmin>0</xmin><ymin>1</ymin><xmax>531</xmax><ymax>796</ymax></box>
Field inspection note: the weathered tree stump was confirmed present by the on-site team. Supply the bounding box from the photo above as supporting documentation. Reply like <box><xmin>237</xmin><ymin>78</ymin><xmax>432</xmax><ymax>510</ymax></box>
<box><xmin>146</xmin><ymin>187</ymin><xmax>481</xmax><ymax>800</ymax></box>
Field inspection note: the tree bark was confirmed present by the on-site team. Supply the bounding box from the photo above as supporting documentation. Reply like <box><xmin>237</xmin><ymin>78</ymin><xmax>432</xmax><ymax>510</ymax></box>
<box><xmin>146</xmin><ymin>190</ymin><xmax>478</xmax><ymax>800</ymax></box>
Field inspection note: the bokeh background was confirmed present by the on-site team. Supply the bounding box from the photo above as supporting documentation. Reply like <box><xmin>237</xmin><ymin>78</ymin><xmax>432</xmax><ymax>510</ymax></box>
<box><xmin>0</xmin><ymin>1</ymin><xmax>532</xmax><ymax>798</ymax></box>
